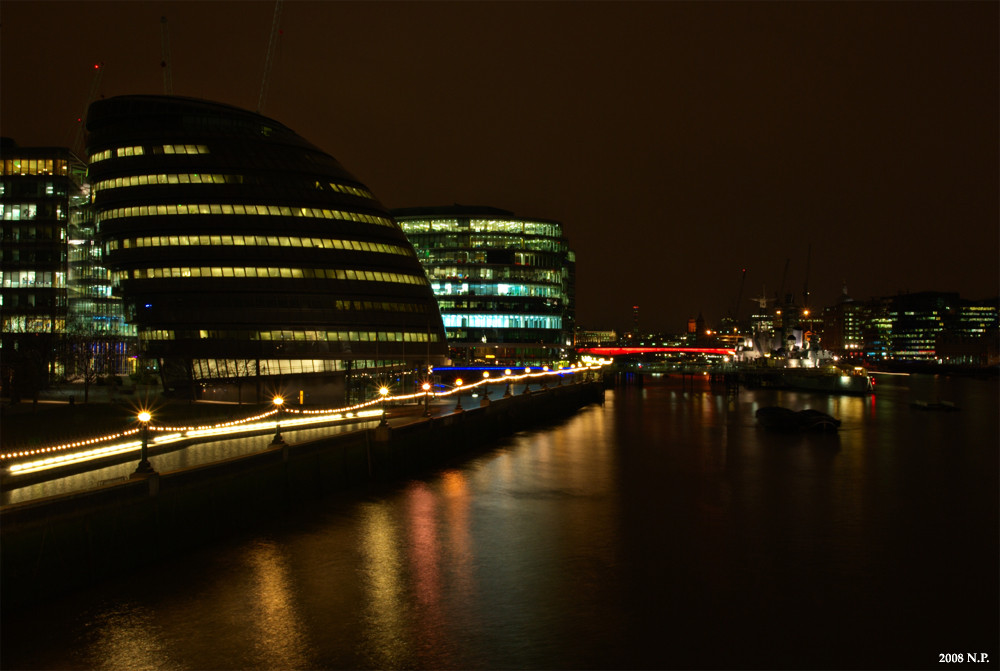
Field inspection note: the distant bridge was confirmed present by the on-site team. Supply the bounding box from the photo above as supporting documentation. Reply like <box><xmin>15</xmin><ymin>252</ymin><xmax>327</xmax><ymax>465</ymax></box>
<box><xmin>577</xmin><ymin>346</ymin><xmax>736</xmax><ymax>357</ymax></box>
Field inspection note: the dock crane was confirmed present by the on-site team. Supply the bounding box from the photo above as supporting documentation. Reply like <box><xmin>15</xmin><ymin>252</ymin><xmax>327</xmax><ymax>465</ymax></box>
<box><xmin>734</xmin><ymin>267</ymin><xmax>747</xmax><ymax>321</ymax></box>
<box><xmin>257</xmin><ymin>0</ymin><xmax>283</xmax><ymax>114</ymax></box>
<box><xmin>160</xmin><ymin>16</ymin><xmax>173</xmax><ymax>95</ymax></box>
<box><xmin>72</xmin><ymin>62</ymin><xmax>104</xmax><ymax>156</ymax></box>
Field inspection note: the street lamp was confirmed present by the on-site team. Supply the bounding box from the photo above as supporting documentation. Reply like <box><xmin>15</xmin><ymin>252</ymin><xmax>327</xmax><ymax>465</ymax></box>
<box><xmin>523</xmin><ymin>367</ymin><xmax>532</xmax><ymax>394</ymax></box>
<box><xmin>271</xmin><ymin>395</ymin><xmax>286</xmax><ymax>445</ymax></box>
<box><xmin>454</xmin><ymin>378</ymin><xmax>464</xmax><ymax>411</ymax></box>
<box><xmin>132</xmin><ymin>410</ymin><xmax>155</xmax><ymax>476</ymax></box>
<box><xmin>422</xmin><ymin>382</ymin><xmax>431</xmax><ymax>417</ymax></box>
<box><xmin>481</xmin><ymin>371</ymin><xmax>491</xmax><ymax>405</ymax></box>
<box><xmin>503</xmin><ymin>369</ymin><xmax>512</xmax><ymax>397</ymax></box>
<box><xmin>378</xmin><ymin>386</ymin><xmax>389</xmax><ymax>426</ymax></box>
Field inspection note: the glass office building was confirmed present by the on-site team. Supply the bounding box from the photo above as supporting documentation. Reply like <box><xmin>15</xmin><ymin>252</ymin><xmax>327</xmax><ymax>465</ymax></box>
<box><xmin>393</xmin><ymin>206</ymin><xmax>575</xmax><ymax>365</ymax></box>
<box><xmin>86</xmin><ymin>95</ymin><xmax>447</xmax><ymax>401</ymax></box>
<box><xmin>1</xmin><ymin>141</ymin><xmax>82</xmax><ymax>394</ymax></box>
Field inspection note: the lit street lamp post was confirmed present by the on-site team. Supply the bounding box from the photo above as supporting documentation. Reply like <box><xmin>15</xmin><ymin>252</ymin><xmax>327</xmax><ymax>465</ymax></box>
<box><xmin>378</xmin><ymin>386</ymin><xmax>389</xmax><ymax>426</ymax></box>
<box><xmin>454</xmin><ymin>378</ymin><xmax>464</xmax><ymax>411</ymax></box>
<box><xmin>504</xmin><ymin>369</ymin><xmax>512</xmax><ymax>397</ymax></box>
<box><xmin>422</xmin><ymin>382</ymin><xmax>431</xmax><ymax>417</ymax></box>
<box><xmin>271</xmin><ymin>396</ymin><xmax>286</xmax><ymax>445</ymax></box>
<box><xmin>132</xmin><ymin>410</ymin><xmax>155</xmax><ymax>476</ymax></box>
<box><xmin>481</xmin><ymin>370</ymin><xmax>491</xmax><ymax>405</ymax></box>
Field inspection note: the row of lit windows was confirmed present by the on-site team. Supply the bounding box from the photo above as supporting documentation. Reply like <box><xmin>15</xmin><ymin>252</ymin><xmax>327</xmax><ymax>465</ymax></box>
<box><xmin>108</xmin><ymin>234</ymin><xmax>414</xmax><ymax>257</ymax></box>
<box><xmin>441</xmin><ymin>314</ymin><xmax>563</xmax><ymax>329</ymax></box>
<box><xmin>96</xmin><ymin>203</ymin><xmax>395</xmax><ymax>229</ymax></box>
<box><xmin>92</xmin><ymin>173</ymin><xmax>243</xmax><ymax>194</ymax></box>
<box><xmin>400</xmin><ymin>219</ymin><xmax>562</xmax><ymax>238</ymax></box>
<box><xmin>328</xmin><ymin>182</ymin><xmax>375</xmax><ymax>199</ymax></box>
<box><xmin>426</xmin><ymin>266</ymin><xmax>562</xmax><ymax>283</ymax></box>
<box><xmin>1</xmin><ymin>271</ymin><xmax>66</xmax><ymax>288</ymax></box>
<box><xmin>2</xmin><ymin>316</ymin><xmax>65</xmax><ymax>333</ymax></box>
<box><xmin>2</xmin><ymin>203</ymin><xmax>66</xmax><ymax>221</ymax></box>
<box><xmin>140</xmin><ymin>297</ymin><xmax>428</xmax><ymax>315</ymax></box>
<box><xmin>191</xmin><ymin>357</ymin><xmax>398</xmax><ymax>381</ymax></box>
<box><xmin>431</xmin><ymin>282</ymin><xmax>562</xmax><ymax>298</ymax></box>
<box><xmin>145</xmin><ymin>329</ymin><xmax>440</xmax><ymax>343</ymax></box>
<box><xmin>119</xmin><ymin>266</ymin><xmax>429</xmax><ymax>285</ymax></box>
<box><xmin>1</xmin><ymin>159</ymin><xmax>70</xmax><ymax>177</ymax></box>
<box><xmin>90</xmin><ymin>145</ymin><xmax>211</xmax><ymax>163</ymax></box>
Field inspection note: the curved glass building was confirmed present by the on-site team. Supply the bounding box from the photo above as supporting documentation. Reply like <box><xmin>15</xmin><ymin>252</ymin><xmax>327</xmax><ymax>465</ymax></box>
<box><xmin>86</xmin><ymin>95</ymin><xmax>446</xmax><ymax>401</ymax></box>
<box><xmin>393</xmin><ymin>206</ymin><xmax>575</xmax><ymax>365</ymax></box>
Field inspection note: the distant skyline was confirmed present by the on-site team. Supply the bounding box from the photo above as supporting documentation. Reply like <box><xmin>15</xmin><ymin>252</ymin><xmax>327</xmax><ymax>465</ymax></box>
<box><xmin>2</xmin><ymin>1</ymin><xmax>997</xmax><ymax>333</ymax></box>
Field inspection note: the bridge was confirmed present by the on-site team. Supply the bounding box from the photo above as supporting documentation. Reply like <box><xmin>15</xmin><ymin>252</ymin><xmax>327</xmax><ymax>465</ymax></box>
<box><xmin>576</xmin><ymin>346</ymin><xmax>736</xmax><ymax>357</ymax></box>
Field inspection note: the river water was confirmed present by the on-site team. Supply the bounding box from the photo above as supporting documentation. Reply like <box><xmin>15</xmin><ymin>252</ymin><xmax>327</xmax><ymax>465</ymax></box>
<box><xmin>2</xmin><ymin>374</ymin><xmax>997</xmax><ymax>670</ymax></box>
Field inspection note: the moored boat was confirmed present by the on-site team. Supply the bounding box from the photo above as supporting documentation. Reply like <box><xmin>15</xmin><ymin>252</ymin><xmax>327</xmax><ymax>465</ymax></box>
<box><xmin>756</xmin><ymin>406</ymin><xmax>841</xmax><ymax>431</ymax></box>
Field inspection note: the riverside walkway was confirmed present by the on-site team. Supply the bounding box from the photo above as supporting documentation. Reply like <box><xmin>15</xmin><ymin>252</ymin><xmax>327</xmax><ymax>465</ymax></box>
<box><xmin>1</xmin><ymin>368</ymin><xmax>598</xmax><ymax>507</ymax></box>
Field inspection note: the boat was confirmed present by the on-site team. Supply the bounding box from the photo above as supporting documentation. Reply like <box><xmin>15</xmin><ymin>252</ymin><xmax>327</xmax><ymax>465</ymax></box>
<box><xmin>755</xmin><ymin>406</ymin><xmax>841</xmax><ymax>431</ymax></box>
<box><xmin>910</xmin><ymin>399</ymin><xmax>960</xmax><ymax>411</ymax></box>
<box><xmin>739</xmin><ymin>362</ymin><xmax>874</xmax><ymax>395</ymax></box>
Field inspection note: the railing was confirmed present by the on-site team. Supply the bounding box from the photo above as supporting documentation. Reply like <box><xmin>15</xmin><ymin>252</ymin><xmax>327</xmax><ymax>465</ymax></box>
<box><xmin>1</xmin><ymin>365</ymin><xmax>605</xmax><ymax>479</ymax></box>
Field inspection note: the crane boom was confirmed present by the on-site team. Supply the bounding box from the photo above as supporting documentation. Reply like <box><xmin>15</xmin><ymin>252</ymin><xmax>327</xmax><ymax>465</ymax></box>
<box><xmin>160</xmin><ymin>16</ymin><xmax>173</xmax><ymax>95</ymax></box>
<box><xmin>72</xmin><ymin>63</ymin><xmax>104</xmax><ymax>156</ymax></box>
<box><xmin>733</xmin><ymin>267</ymin><xmax>747</xmax><ymax>322</ymax></box>
<box><xmin>257</xmin><ymin>0</ymin><xmax>283</xmax><ymax>113</ymax></box>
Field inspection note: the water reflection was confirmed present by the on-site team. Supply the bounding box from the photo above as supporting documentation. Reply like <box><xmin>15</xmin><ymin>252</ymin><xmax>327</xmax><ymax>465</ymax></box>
<box><xmin>3</xmin><ymin>376</ymin><xmax>995</xmax><ymax>670</ymax></box>
<box><xmin>83</xmin><ymin>603</ymin><xmax>178</xmax><ymax>671</ymax></box>
<box><xmin>359</xmin><ymin>503</ymin><xmax>409</xmax><ymax>668</ymax></box>
<box><xmin>245</xmin><ymin>539</ymin><xmax>310</xmax><ymax>669</ymax></box>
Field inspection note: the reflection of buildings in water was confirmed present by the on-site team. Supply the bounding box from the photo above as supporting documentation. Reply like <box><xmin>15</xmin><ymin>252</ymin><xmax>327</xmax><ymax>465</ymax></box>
<box><xmin>406</xmin><ymin>482</ymin><xmax>448</xmax><ymax>659</ymax></box>
<box><xmin>247</xmin><ymin>539</ymin><xmax>310</xmax><ymax>670</ymax></box>
<box><xmin>359</xmin><ymin>504</ymin><xmax>408</xmax><ymax>667</ymax></box>
<box><xmin>86</xmin><ymin>603</ymin><xmax>168</xmax><ymax>671</ymax></box>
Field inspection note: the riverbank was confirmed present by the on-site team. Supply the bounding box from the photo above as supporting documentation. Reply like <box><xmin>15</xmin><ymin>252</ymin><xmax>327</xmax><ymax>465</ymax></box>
<box><xmin>1</xmin><ymin>381</ymin><xmax>605</xmax><ymax>607</ymax></box>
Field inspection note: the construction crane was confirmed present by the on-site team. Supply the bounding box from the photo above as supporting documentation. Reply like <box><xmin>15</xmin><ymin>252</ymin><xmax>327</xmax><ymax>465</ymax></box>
<box><xmin>257</xmin><ymin>0</ymin><xmax>283</xmax><ymax>114</ymax></box>
<box><xmin>801</xmin><ymin>243</ymin><xmax>812</xmax><ymax>310</ymax></box>
<box><xmin>777</xmin><ymin>258</ymin><xmax>790</xmax><ymax>305</ymax></box>
<box><xmin>72</xmin><ymin>62</ymin><xmax>104</xmax><ymax>157</ymax></box>
<box><xmin>160</xmin><ymin>16</ymin><xmax>173</xmax><ymax>95</ymax></box>
<box><xmin>732</xmin><ymin>267</ymin><xmax>747</xmax><ymax>322</ymax></box>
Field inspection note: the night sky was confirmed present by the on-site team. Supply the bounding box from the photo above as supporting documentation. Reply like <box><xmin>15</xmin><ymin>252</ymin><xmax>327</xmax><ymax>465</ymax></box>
<box><xmin>3</xmin><ymin>1</ymin><xmax>997</xmax><ymax>333</ymax></box>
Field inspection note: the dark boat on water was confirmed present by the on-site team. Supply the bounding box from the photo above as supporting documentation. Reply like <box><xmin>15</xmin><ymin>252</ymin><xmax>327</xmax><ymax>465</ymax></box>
<box><xmin>756</xmin><ymin>406</ymin><xmax>841</xmax><ymax>432</ymax></box>
<box><xmin>910</xmin><ymin>399</ymin><xmax>960</xmax><ymax>411</ymax></box>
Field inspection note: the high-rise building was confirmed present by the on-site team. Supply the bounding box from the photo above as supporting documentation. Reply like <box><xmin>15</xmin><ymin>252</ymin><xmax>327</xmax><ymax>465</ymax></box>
<box><xmin>1</xmin><ymin>139</ymin><xmax>136</xmax><ymax>399</ymax></box>
<box><xmin>1</xmin><ymin>140</ymin><xmax>81</xmax><ymax>394</ymax></box>
<box><xmin>393</xmin><ymin>205</ymin><xmax>575</xmax><ymax>366</ymax></box>
<box><xmin>86</xmin><ymin>95</ymin><xmax>447</xmax><ymax>402</ymax></box>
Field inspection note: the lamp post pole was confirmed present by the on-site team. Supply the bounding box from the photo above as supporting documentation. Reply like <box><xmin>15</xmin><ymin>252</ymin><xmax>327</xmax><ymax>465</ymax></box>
<box><xmin>454</xmin><ymin>378</ymin><xmax>464</xmax><ymax>411</ymax></box>
<box><xmin>132</xmin><ymin>411</ymin><xmax>155</xmax><ymax>476</ymax></box>
<box><xmin>523</xmin><ymin>367</ymin><xmax>532</xmax><ymax>394</ymax></box>
<box><xmin>271</xmin><ymin>396</ymin><xmax>286</xmax><ymax>445</ymax></box>
<box><xmin>378</xmin><ymin>386</ymin><xmax>389</xmax><ymax>426</ymax></box>
<box><xmin>503</xmin><ymin>369</ymin><xmax>512</xmax><ymax>397</ymax></box>
<box><xmin>422</xmin><ymin>382</ymin><xmax>431</xmax><ymax>417</ymax></box>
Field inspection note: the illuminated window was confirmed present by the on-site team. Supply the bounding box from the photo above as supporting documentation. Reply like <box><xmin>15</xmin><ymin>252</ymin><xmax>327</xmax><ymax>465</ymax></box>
<box><xmin>96</xmin><ymin>204</ymin><xmax>397</xmax><ymax>230</ymax></box>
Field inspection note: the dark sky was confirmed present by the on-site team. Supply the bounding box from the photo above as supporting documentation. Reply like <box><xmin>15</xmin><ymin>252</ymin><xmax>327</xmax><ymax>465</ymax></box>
<box><xmin>3</xmin><ymin>1</ymin><xmax>997</xmax><ymax>333</ymax></box>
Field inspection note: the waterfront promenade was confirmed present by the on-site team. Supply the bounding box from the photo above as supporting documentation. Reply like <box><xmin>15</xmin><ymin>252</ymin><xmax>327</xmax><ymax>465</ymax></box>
<box><xmin>0</xmin><ymin>371</ymin><xmax>605</xmax><ymax>607</ymax></box>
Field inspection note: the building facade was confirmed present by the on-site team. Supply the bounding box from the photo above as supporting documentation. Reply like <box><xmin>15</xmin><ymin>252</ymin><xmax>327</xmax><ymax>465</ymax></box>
<box><xmin>1</xmin><ymin>139</ymin><xmax>137</xmax><ymax>399</ymax></box>
<box><xmin>394</xmin><ymin>206</ymin><xmax>575</xmax><ymax>366</ymax></box>
<box><xmin>86</xmin><ymin>95</ymin><xmax>447</xmax><ymax>402</ymax></box>
<box><xmin>821</xmin><ymin>290</ymin><xmax>999</xmax><ymax>366</ymax></box>
<box><xmin>1</xmin><ymin>141</ymin><xmax>79</xmax><ymax>396</ymax></box>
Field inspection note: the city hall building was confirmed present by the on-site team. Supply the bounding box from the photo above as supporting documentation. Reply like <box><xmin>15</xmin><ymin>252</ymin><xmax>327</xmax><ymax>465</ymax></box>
<box><xmin>86</xmin><ymin>95</ymin><xmax>447</xmax><ymax>402</ymax></box>
<box><xmin>393</xmin><ymin>206</ymin><xmax>575</xmax><ymax>366</ymax></box>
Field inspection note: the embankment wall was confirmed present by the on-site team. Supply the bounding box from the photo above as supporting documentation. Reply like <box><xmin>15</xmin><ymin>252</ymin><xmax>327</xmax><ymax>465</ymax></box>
<box><xmin>0</xmin><ymin>381</ymin><xmax>603</xmax><ymax>606</ymax></box>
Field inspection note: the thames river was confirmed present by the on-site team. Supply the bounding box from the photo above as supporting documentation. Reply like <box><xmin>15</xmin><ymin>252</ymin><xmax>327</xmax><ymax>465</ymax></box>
<box><xmin>2</xmin><ymin>373</ymin><xmax>997</xmax><ymax>670</ymax></box>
